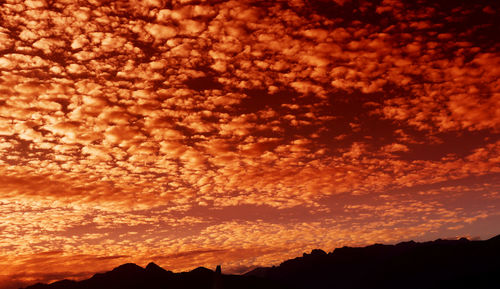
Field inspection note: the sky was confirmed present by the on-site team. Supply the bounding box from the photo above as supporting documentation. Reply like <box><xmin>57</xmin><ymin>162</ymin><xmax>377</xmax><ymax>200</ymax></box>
<box><xmin>0</xmin><ymin>0</ymin><xmax>499</xmax><ymax>288</ymax></box>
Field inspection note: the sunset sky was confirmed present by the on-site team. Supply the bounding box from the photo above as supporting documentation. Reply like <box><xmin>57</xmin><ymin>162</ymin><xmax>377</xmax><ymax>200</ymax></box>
<box><xmin>0</xmin><ymin>0</ymin><xmax>499</xmax><ymax>288</ymax></box>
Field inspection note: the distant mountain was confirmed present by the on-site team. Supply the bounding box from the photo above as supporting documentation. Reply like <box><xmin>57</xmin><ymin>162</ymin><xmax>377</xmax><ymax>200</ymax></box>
<box><xmin>22</xmin><ymin>262</ymin><xmax>288</xmax><ymax>289</ymax></box>
<box><xmin>23</xmin><ymin>234</ymin><xmax>500</xmax><ymax>289</ymax></box>
<box><xmin>246</xmin><ymin>234</ymin><xmax>500</xmax><ymax>289</ymax></box>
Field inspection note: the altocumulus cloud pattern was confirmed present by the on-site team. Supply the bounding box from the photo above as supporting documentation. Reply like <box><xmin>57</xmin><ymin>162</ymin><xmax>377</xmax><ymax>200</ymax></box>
<box><xmin>0</xmin><ymin>0</ymin><xmax>499</xmax><ymax>288</ymax></box>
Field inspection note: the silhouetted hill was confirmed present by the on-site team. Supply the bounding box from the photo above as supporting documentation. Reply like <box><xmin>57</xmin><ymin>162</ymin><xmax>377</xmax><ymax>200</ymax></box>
<box><xmin>22</xmin><ymin>262</ymin><xmax>289</xmax><ymax>289</ymax></box>
<box><xmin>246</xmin><ymin>234</ymin><xmax>500</xmax><ymax>289</ymax></box>
<box><xmin>23</xmin><ymin>234</ymin><xmax>500</xmax><ymax>289</ymax></box>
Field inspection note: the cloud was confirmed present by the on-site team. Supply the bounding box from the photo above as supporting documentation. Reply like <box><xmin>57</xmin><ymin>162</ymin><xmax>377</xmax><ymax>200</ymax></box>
<box><xmin>0</xmin><ymin>0</ymin><xmax>498</xmax><ymax>285</ymax></box>
<box><xmin>382</xmin><ymin>143</ymin><xmax>410</xmax><ymax>153</ymax></box>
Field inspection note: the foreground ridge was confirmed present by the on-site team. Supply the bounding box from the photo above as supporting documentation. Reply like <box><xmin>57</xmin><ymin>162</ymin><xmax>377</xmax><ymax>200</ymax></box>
<box><xmin>23</xmin><ymin>235</ymin><xmax>500</xmax><ymax>289</ymax></box>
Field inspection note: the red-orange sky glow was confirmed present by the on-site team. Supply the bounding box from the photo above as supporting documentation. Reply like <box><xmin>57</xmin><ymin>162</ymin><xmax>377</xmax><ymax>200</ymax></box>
<box><xmin>1</xmin><ymin>0</ymin><xmax>499</xmax><ymax>288</ymax></box>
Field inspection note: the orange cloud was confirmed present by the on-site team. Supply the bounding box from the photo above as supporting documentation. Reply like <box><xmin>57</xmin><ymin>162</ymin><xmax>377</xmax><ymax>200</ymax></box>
<box><xmin>0</xmin><ymin>0</ymin><xmax>498</xmax><ymax>286</ymax></box>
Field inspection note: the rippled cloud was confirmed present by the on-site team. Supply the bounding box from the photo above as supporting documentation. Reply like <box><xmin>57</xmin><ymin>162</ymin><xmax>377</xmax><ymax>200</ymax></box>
<box><xmin>0</xmin><ymin>0</ymin><xmax>499</xmax><ymax>288</ymax></box>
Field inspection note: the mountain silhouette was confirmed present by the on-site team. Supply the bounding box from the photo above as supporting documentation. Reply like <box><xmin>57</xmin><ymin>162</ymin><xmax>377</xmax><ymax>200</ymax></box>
<box><xmin>22</xmin><ymin>263</ymin><xmax>288</xmax><ymax>289</ymax></box>
<box><xmin>22</xmin><ymin>234</ymin><xmax>500</xmax><ymax>289</ymax></box>
<box><xmin>246</xmin><ymin>234</ymin><xmax>500</xmax><ymax>289</ymax></box>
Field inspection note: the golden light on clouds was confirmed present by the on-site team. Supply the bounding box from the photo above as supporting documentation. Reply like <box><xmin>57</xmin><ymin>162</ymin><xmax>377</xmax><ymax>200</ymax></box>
<box><xmin>0</xmin><ymin>0</ymin><xmax>499</xmax><ymax>288</ymax></box>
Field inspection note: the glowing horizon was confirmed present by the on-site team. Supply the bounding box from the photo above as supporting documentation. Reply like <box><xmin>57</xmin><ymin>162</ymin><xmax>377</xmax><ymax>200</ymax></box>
<box><xmin>0</xmin><ymin>0</ymin><xmax>499</xmax><ymax>288</ymax></box>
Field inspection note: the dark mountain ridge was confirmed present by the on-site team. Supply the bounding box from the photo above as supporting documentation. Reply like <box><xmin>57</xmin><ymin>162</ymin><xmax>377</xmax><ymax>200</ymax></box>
<box><xmin>245</xmin><ymin>234</ymin><xmax>500</xmax><ymax>289</ymax></box>
<box><xmin>22</xmin><ymin>262</ymin><xmax>286</xmax><ymax>289</ymax></box>
<box><xmin>23</xmin><ymin>234</ymin><xmax>500</xmax><ymax>289</ymax></box>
